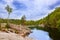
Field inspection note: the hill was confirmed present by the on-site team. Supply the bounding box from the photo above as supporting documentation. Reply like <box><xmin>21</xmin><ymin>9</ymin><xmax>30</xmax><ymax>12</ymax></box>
<box><xmin>39</xmin><ymin>7</ymin><xmax>60</xmax><ymax>40</ymax></box>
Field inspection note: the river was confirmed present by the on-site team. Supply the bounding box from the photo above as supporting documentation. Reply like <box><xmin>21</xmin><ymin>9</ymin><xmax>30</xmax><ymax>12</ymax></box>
<box><xmin>29</xmin><ymin>28</ymin><xmax>52</xmax><ymax>40</ymax></box>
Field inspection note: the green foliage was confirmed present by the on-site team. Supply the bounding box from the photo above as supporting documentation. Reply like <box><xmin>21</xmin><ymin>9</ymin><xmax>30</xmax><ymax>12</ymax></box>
<box><xmin>57</xmin><ymin>20</ymin><xmax>60</xmax><ymax>31</ymax></box>
<box><xmin>5</xmin><ymin>5</ymin><xmax>12</xmax><ymax>14</ymax></box>
<box><xmin>41</xmin><ymin>7</ymin><xmax>60</xmax><ymax>28</ymax></box>
<box><xmin>25</xmin><ymin>20</ymin><xmax>36</xmax><ymax>25</ymax></box>
<box><xmin>6</xmin><ymin>23</ymin><xmax>10</xmax><ymax>29</ymax></box>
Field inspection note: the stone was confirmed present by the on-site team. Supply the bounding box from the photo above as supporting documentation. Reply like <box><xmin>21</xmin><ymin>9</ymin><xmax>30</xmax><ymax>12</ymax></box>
<box><xmin>0</xmin><ymin>32</ymin><xmax>34</xmax><ymax>40</ymax></box>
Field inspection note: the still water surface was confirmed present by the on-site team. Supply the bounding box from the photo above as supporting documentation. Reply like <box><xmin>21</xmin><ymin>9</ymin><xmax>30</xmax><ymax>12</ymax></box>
<box><xmin>29</xmin><ymin>28</ymin><xmax>52</xmax><ymax>40</ymax></box>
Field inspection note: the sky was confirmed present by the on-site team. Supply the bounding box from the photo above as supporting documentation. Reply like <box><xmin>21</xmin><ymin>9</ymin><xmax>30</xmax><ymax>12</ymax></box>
<box><xmin>0</xmin><ymin>0</ymin><xmax>60</xmax><ymax>20</ymax></box>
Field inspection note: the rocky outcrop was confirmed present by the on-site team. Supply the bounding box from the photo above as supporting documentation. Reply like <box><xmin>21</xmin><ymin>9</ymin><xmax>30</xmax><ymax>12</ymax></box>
<box><xmin>0</xmin><ymin>32</ymin><xmax>34</xmax><ymax>40</ymax></box>
<box><xmin>0</xmin><ymin>23</ymin><xmax>32</xmax><ymax>37</ymax></box>
<box><xmin>8</xmin><ymin>23</ymin><xmax>32</xmax><ymax>37</ymax></box>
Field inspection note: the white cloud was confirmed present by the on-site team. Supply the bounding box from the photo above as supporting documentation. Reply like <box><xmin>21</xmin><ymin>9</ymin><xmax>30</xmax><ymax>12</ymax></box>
<box><xmin>0</xmin><ymin>0</ymin><xmax>60</xmax><ymax>20</ymax></box>
<box><xmin>14</xmin><ymin>0</ymin><xmax>59</xmax><ymax>20</ymax></box>
<box><xmin>3</xmin><ymin>0</ymin><xmax>13</xmax><ymax>4</ymax></box>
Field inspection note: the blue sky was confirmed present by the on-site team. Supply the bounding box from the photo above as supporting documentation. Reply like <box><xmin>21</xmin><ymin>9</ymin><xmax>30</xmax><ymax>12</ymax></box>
<box><xmin>0</xmin><ymin>0</ymin><xmax>60</xmax><ymax>20</ymax></box>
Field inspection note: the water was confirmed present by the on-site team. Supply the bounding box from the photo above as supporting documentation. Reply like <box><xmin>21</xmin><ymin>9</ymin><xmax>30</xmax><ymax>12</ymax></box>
<box><xmin>29</xmin><ymin>28</ymin><xmax>52</xmax><ymax>40</ymax></box>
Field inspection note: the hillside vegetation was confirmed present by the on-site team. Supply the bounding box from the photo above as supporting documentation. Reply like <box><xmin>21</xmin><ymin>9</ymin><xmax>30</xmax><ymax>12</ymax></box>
<box><xmin>41</xmin><ymin>7</ymin><xmax>60</xmax><ymax>29</ymax></box>
<box><xmin>40</xmin><ymin>7</ymin><xmax>60</xmax><ymax>40</ymax></box>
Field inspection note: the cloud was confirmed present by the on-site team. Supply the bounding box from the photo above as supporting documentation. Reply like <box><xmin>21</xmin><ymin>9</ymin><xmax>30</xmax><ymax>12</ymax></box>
<box><xmin>49</xmin><ymin>1</ymin><xmax>60</xmax><ymax>9</ymax></box>
<box><xmin>0</xmin><ymin>0</ymin><xmax>60</xmax><ymax>20</ymax></box>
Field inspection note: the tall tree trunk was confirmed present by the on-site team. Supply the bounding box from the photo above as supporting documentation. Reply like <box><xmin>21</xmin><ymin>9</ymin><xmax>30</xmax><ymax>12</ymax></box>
<box><xmin>7</xmin><ymin>13</ymin><xmax>10</xmax><ymax>24</ymax></box>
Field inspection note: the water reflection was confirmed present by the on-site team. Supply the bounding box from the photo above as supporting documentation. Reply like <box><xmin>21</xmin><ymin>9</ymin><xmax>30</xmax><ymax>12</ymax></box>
<box><xmin>29</xmin><ymin>28</ymin><xmax>52</xmax><ymax>40</ymax></box>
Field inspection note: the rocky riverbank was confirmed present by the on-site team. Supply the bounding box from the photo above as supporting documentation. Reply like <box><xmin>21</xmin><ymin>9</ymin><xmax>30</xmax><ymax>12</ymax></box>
<box><xmin>0</xmin><ymin>31</ymin><xmax>34</xmax><ymax>40</ymax></box>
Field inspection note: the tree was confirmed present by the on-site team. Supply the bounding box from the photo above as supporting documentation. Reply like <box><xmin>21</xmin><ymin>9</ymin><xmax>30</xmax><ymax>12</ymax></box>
<box><xmin>21</xmin><ymin>15</ymin><xmax>26</xmax><ymax>26</ymax></box>
<box><xmin>5</xmin><ymin>5</ymin><xmax>12</xmax><ymax>23</ymax></box>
